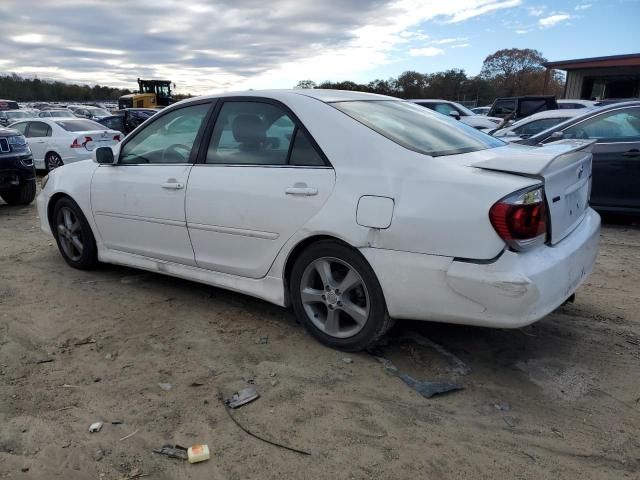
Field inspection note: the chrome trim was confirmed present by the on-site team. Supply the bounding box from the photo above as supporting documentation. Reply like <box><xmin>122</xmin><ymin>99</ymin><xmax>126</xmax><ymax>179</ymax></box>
<box><xmin>187</xmin><ymin>222</ymin><xmax>279</xmax><ymax>240</ymax></box>
<box><xmin>94</xmin><ymin>211</ymin><xmax>185</xmax><ymax>227</ymax></box>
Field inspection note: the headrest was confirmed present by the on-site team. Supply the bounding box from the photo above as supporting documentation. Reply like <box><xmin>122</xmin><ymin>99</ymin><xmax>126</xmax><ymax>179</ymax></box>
<box><xmin>232</xmin><ymin>114</ymin><xmax>266</xmax><ymax>145</ymax></box>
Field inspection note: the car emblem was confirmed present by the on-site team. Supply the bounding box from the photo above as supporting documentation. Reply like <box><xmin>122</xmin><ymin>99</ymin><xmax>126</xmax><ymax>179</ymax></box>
<box><xmin>577</xmin><ymin>165</ymin><xmax>584</xmax><ymax>179</ymax></box>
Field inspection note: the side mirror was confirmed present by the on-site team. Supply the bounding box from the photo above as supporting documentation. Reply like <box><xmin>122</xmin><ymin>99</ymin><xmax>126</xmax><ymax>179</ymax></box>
<box><xmin>449</xmin><ymin>110</ymin><xmax>461</xmax><ymax>121</ymax></box>
<box><xmin>93</xmin><ymin>146</ymin><xmax>116</xmax><ymax>165</ymax></box>
<box><xmin>549</xmin><ymin>131</ymin><xmax>564</xmax><ymax>141</ymax></box>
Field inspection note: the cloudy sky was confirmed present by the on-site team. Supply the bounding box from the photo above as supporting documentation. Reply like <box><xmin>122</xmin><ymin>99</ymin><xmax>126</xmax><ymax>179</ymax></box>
<box><xmin>1</xmin><ymin>0</ymin><xmax>638</xmax><ymax>94</ymax></box>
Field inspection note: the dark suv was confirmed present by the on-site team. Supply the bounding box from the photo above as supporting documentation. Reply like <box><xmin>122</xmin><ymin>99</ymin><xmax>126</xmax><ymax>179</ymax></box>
<box><xmin>488</xmin><ymin>96</ymin><xmax>558</xmax><ymax>121</ymax></box>
<box><xmin>0</xmin><ymin>126</ymin><xmax>36</xmax><ymax>205</ymax></box>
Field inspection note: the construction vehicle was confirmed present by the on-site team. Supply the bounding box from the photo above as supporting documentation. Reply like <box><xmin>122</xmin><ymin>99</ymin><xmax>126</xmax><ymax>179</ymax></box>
<box><xmin>118</xmin><ymin>79</ymin><xmax>173</xmax><ymax>110</ymax></box>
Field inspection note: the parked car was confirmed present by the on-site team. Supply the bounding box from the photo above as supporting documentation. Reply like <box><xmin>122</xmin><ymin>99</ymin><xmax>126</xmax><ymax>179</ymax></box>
<box><xmin>73</xmin><ymin>106</ymin><xmax>111</xmax><ymax>121</ymax></box>
<box><xmin>38</xmin><ymin>109</ymin><xmax>77</xmax><ymax>119</ymax></box>
<box><xmin>9</xmin><ymin>118</ymin><xmax>121</xmax><ymax>172</ymax></box>
<box><xmin>593</xmin><ymin>98</ymin><xmax>639</xmax><ymax>107</ymax></box>
<box><xmin>32</xmin><ymin>103</ymin><xmax>54</xmax><ymax>111</ymax></box>
<box><xmin>488</xmin><ymin>96</ymin><xmax>558</xmax><ymax>121</ymax></box>
<box><xmin>97</xmin><ymin>108</ymin><xmax>157</xmax><ymax>135</ymax></box>
<box><xmin>0</xmin><ymin>110</ymin><xmax>34</xmax><ymax>127</ymax></box>
<box><xmin>491</xmin><ymin>109</ymin><xmax>584</xmax><ymax>142</ymax></box>
<box><xmin>471</xmin><ymin>106</ymin><xmax>491</xmax><ymax>115</ymax></box>
<box><xmin>0</xmin><ymin>126</ymin><xmax>36</xmax><ymax>205</ymax></box>
<box><xmin>0</xmin><ymin>99</ymin><xmax>20</xmax><ymax>111</ymax></box>
<box><xmin>520</xmin><ymin>101</ymin><xmax>640</xmax><ymax>215</ymax></box>
<box><xmin>411</xmin><ymin>99</ymin><xmax>502</xmax><ymax>129</ymax></box>
<box><xmin>557</xmin><ymin>99</ymin><xmax>596</xmax><ymax>109</ymax></box>
<box><xmin>37</xmin><ymin>90</ymin><xmax>600</xmax><ymax>351</ymax></box>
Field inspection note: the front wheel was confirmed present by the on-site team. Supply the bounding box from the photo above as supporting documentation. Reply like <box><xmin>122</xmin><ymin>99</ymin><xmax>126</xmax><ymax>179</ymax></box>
<box><xmin>0</xmin><ymin>179</ymin><xmax>36</xmax><ymax>205</ymax></box>
<box><xmin>290</xmin><ymin>240</ymin><xmax>393</xmax><ymax>352</ymax></box>
<box><xmin>52</xmin><ymin>197</ymin><xmax>98</xmax><ymax>270</ymax></box>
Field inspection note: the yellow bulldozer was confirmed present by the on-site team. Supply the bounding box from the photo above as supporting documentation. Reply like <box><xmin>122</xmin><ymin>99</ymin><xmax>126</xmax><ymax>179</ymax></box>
<box><xmin>118</xmin><ymin>78</ymin><xmax>173</xmax><ymax>110</ymax></box>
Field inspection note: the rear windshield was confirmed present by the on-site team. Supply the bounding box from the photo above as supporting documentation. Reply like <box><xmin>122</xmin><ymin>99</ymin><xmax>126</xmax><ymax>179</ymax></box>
<box><xmin>333</xmin><ymin>100</ymin><xmax>503</xmax><ymax>157</ymax></box>
<box><xmin>88</xmin><ymin>108</ymin><xmax>110</xmax><ymax>116</ymax></box>
<box><xmin>55</xmin><ymin>120</ymin><xmax>105</xmax><ymax>131</ymax></box>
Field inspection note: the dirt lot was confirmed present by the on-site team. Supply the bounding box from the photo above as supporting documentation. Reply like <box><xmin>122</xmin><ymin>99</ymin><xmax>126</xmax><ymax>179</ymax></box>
<box><xmin>1</xmin><ymin>193</ymin><xmax>639</xmax><ymax>480</ymax></box>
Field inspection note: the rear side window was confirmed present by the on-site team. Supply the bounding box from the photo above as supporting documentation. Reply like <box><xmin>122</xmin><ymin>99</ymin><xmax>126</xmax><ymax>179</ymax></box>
<box><xmin>11</xmin><ymin>122</ymin><xmax>28</xmax><ymax>134</ymax></box>
<box><xmin>513</xmin><ymin>117</ymin><xmax>569</xmax><ymax>136</ymax></box>
<box><xmin>492</xmin><ymin>100</ymin><xmax>516</xmax><ymax>115</ymax></box>
<box><xmin>333</xmin><ymin>100</ymin><xmax>503</xmax><ymax>157</ymax></box>
<box><xmin>27</xmin><ymin>122</ymin><xmax>51</xmax><ymax>137</ymax></box>
<box><xmin>55</xmin><ymin>120</ymin><xmax>105</xmax><ymax>131</ymax></box>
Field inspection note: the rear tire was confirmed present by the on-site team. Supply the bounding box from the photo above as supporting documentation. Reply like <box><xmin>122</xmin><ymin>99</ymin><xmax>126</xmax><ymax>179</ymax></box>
<box><xmin>290</xmin><ymin>240</ymin><xmax>393</xmax><ymax>352</ymax></box>
<box><xmin>0</xmin><ymin>179</ymin><xmax>36</xmax><ymax>205</ymax></box>
<box><xmin>45</xmin><ymin>152</ymin><xmax>64</xmax><ymax>172</ymax></box>
<box><xmin>52</xmin><ymin>197</ymin><xmax>99</xmax><ymax>270</ymax></box>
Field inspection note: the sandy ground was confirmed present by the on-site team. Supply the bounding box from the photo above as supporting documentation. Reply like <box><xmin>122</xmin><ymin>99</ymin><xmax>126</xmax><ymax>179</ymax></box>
<box><xmin>1</xmin><ymin>191</ymin><xmax>639</xmax><ymax>480</ymax></box>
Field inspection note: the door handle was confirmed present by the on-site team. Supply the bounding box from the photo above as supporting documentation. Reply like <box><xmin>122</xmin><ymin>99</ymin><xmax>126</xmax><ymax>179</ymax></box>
<box><xmin>161</xmin><ymin>181</ymin><xmax>184</xmax><ymax>190</ymax></box>
<box><xmin>285</xmin><ymin>186</ymin><xmax>318</xmax><ymax>196</ymax></box>
<box><xmin>622</xmin><ymin>149</ymin><xmax>640</xmax><ymax>157</ymax></box>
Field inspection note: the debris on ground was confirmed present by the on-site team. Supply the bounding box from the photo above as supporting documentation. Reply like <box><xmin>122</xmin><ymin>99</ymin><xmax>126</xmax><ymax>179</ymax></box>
<box><xmin>158</xmin><ymin>383</ymin><xmax>173</xmax><ymax>391</ymax></box>
<box><xmin>111</xmin><ymin>420</ymin><xmax>123</xmax><ymax>425</ymax></box>
<box><xmin>187</xmin><ymin>444</ymin><xmax>210</xmax><ymax>463</ymax></box>
<box><xmin>190</xmin><ymin>381</ymin><xmax>205</xmax><ymax>387</ymax></box>
<box><xmin>119</xmin><ymin>429</ymin><xmax>138</xmax><ymax>441</ymax></box>
<box><xmin>398</xmin><ymin>374</ymin><xmax>463</xmax><ymax>398</ymax></box>
<box><xmin>218</xmin><ymin>390</ymin><xmax>311</xmax><ymax>456</ymax></box>
<box><xmin>397</xmin><ymin>331</ymin><xmax>471</xmax><ymax>375</ymax></box>
<box><xmin>342</xmin><ymin>357</ymin><xmax>353</xmax><ymax>364</ymax></box>
<box><xmin>494</xmin><ymin>403</ymin><xmax>512</xmax><ymax>412</ymax></box>
<box><xmin>35</xmin><ymin>358</ymin><xmax>54</xmax><ymax>364</ymax></box>
<box><xmin>89</xmin><ymin>422</ymin><xmax>103</xmax><ymax>433</ymax></box>
<box><xmin>225</xmin><ymin>387</ymin><xmax>259</xmax><ymax>408</ymax></box>
<box><xmin>152</xmin><ymin>444</ymin><xmax>188</xmax><ymax>460</ymax></box>
<box><xmin>259</xmin><ymin>335</ymin><xmax>269</xmax><ymax>344</ymax></box>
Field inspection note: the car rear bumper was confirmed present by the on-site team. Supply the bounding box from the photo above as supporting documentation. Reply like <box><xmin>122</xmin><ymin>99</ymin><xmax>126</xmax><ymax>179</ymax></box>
<box><xmin>361</xmin><ymin>208</ymin><xmax>600</xmax><ymax>328</ymax></box>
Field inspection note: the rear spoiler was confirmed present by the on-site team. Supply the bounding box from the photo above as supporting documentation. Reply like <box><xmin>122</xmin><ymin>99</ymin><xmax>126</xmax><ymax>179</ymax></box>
<box><xmin>472</xmin><ymin>139</ymin><xmax>596</xmax><ymax>177</ymax></box>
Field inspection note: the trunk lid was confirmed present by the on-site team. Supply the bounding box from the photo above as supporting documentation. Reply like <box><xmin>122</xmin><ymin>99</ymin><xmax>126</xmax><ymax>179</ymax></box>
<box><xmin>470</xmin><ymin>140</ymin><xmax>595</xmax><ymax>245</ymax></box>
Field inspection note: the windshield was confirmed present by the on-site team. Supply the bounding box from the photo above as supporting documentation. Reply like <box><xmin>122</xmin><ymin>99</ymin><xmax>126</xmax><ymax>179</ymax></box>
<box><xmin>6</xmin><ymin>111</ymin><xmax>30</xmax><ymax>119</ymax></box>
<box><xmin>333</xmin><ymin>100</ymin><xmax>504</xmax><ymax>157</ymax></box>
<box><xmin>88</xmin><ymin>108</ymin><xmax>110</xmax><ymax>116</ymax></box>
<box><xmin>55</xmin><ymin>120</ymin><xmax>105</xmax><ymax>131</ymax></box>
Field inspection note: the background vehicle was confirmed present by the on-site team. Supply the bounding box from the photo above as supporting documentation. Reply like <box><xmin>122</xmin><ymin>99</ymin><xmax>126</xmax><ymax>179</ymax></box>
<box><xmin>491</xmin><ymin>109</ymin><xmax>583</xmax><ymax>142</ymax></box>
<box><xmin>73</xmin><ymin>106</ymin><xmax>111</xmax><ymax>121</ymax></box>
<box><xmin>558</xmin><ymin>99</ymin><xmax>596</xmax><ymax>109</ymax></box>
<box><xmin>0</xmin><ymin>110</ymin><xmax>33</xmax><ymax>127</ymax></box>
<box><xmin>38</xmin><ymin>109</ymin><xmax>77</xmax><ymax>119</ymax></box>
<box><xmin>38</xmin><ymin>90</ymin><xmax>599</xmax><ymax>352</ymax></box>
<box><xmin>97</xmin><ymin>108</ymin><xmax>157</xmax><ymax>135</ymax></box>
<box><xmin>9</xmin><ymin>118</ymin><xmax>120</xmax><ymax>171</ymax></box>
<box><xmin>488</xmin><ymin>95</ymin><xmax>558</xmax><ymax>121</ymax></box>
<box><xmin>520</xmin><ymin>101</ymin><xmax>640</xmax><ymax>215</ymax></box>
<box><xmin>118</xmin><ymin>78</ymin><xmax>173</xmax><ymax>110</ymax></box>
<box><xmin>0</xmin><ymin>99</ymin><xmax>20</xmax><ymax>111</ymax></box>
<box><xmin>471</xmin><ymin>106</ymin><xmax>491</xmax><ymax>115</ymax></box>
<box><xmin>0</xmin><ymin>126</ymin><xmax>36</xmax><ymax>205</ymax></box>
<box><xmin>411</xmin><ymin>99</ymin><xmax>501</xmax><ymax>129</ymax></box>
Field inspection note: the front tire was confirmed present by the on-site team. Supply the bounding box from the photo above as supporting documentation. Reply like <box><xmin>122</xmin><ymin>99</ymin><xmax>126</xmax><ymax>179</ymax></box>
<box><xmin>290</xmin><ymin>240</ymin><xmax>393</xmax><ymax>352</ymax></box>
<box><xmin>52</xmin><ymin>197</ymin><xmax>98</xmax><ymax>270</ymax></box>
<box><xmin>45</xmin><ymin>152</ymin><xmax>64</xmax><ymax>172</ymax></box>
<box><xmin>0</xmin><ymin>179</ymin><xmax>36</xmax><ymax>205</ymax></box>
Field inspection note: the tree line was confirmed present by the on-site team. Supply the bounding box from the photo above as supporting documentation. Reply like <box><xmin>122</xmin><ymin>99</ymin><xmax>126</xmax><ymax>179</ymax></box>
<box><xmin>296</xmin><ymin>48</ymin><xmax>564</xmax><ymax>106</ymax></box>
<box><xmin>0</xmin><ymin>74</ymin><xmax>132</xmax><ymax>102</ymax></box>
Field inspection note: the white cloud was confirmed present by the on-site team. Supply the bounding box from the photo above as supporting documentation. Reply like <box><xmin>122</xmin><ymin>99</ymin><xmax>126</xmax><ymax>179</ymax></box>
<box><xmin>538</xmin><ymin>13</ymin><xmax>571</xmax><ymax>27</ymax></box>
<box><xmin>432</xmin><ymin>37</ymin><xmax>468</xmax><ymax>44</ymax></box>
<box><xmin>408</xmin><ymin>46</ymin><xmax>445</xmax><ymax>56</ymax></box>
<box><xmin>515</xmin><ymin>28</ymin><xmax>529</xmax><ymax>34</ymax></box>
<box><xmin>575</xmin><ymin>3</ymin><xmax>592</xmax><ymax>10</ymax></box>
<box><xmin>10</xmin><ymin>33</ymin><xmax>46</xmax><ymax>44</ymax></box>
<box><xmin>527</xmin><ymin>6</ymin><xmax>546</xmax><ymax>16</ymax></box>
<box><xmin>67</xmin><ymin>46</ymin><xmax>126</xmax><ymax>56</ymax></box>
<box><xmin>450</xmin><ymin>43</ymin><xmax>471</xmax><ymax>48</ymax></box>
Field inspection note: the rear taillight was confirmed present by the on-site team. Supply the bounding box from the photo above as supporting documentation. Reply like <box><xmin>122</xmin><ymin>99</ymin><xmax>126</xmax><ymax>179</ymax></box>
<box><xmin>489</xmin><ymin>186</ymin><xmax>547</xmax><ymax>252</ymax></box>
<box><xmin>113</xmin><ymin>134</ymin><xmax>121</xmax><ymax>142</ymax></box>
<box><xmin>70</xmin><ymin>138</ymin><xmax>81</xmax><ymax>148</ymax></box>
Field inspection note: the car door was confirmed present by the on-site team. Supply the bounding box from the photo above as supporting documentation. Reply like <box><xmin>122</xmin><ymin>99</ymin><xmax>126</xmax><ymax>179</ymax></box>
<box><xmin>562</xmin><ymin>106</ymin><xmax>640</xmax><ymax>211</ymax></box>
<box><xmin>25</xmin><ymin>121</ymin><xmax>52</xmax><ymax>165</ymax></box>
<box><xmin>185</xmin><ymin>98</ymin><xmax>335</xmax><ymax>278</ymax></box>
<box><xmin>90</xmin><ymin>101</ymin><xmax>213</xmax><ymax>265</ymax></box>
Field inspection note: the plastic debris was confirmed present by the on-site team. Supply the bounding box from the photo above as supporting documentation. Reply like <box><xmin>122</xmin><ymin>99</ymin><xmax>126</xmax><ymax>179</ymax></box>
<box><xmin>225</xmin><ymin>387</ymin><xmax>259</xmax><ymax>409</ymax></box>
<box><xmin>342</xmin><ymin>357</ymin><xmax>353</xmax><ymax>364</ymax></box>
<box><xmin>158</xmin><ymin>383</ymin><xmax>172</xmax><ymax>391</ymax></box>
<box><xmin>187</xmin><ymin>444</ymin><xmax>210</xmax><ymax>464</ymax></box>
<box><xmin>89</xmin><ymin>422</ymin><xmax>103</xmax><ymax>433</ymax></box>
<box><xmin>152</xmin><ymin>444</ymin><xmax>188</xmax><ymax>460</ymax></box>
<box><xmin>398</xmin><ymin>374</ymin><xmax>463</xmax><ymax>398</ymax></box>
<box><xmin>494</xmin><ymin>403</ymin><xmax>512</xmax><ymax>412</ymax></box>
<box><xmin>259</xmin><ymin>336</ymin><xmax>269</xmax><ymax>344</ymax></box>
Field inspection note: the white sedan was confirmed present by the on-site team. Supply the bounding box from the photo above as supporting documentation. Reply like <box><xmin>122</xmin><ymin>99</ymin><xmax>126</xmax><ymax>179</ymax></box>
<box><xmin>37</xmin><ymin>90</ymin><xmax>600</xmax><ymax>351</ymax></box>
<box><xmin>9</xmin><ymin>118</ymin><xmax>121</xmax><ymax>171</ymax></box>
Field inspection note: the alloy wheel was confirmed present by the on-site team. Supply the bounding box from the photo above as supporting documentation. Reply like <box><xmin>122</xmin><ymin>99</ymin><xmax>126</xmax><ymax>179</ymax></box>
<box><xmin>47</xmin><ymin>153</ymin><xmax>63</xmax><ymax>171</ymax></box>
<box><xmin>56</xmin><ymin>206</ymin><xmax>84</xmax><ymax>262</ymax></box>
<box><xmin>299</xmin><ymin>257</ymin><xmax>370</xmax><ymax>339</ymax></box>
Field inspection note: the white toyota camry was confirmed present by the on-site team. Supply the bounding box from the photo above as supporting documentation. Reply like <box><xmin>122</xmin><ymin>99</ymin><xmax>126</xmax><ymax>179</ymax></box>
<box><xmin>37</xmin><ymin>90</ymin><xmax>600</xmax><ymax>351</ymax></box>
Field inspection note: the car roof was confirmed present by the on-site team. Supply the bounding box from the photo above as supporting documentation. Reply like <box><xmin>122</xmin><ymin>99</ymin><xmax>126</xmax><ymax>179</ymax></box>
<box><xmin>188</xmin><ymin>89</ymin><xmax>394</xmax><ymax>104</ymax></box>
<box><xmin>408</xmin><ymin>99</ymin><xmax>451</xmax><ymax>103</ymax></box>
